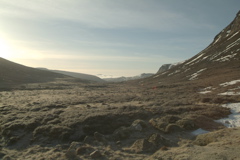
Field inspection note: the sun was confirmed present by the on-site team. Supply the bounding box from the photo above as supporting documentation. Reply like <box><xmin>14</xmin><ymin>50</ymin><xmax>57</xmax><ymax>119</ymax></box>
<box><xmin>0</xmin><ymin>38</ymin><xmax>15</xmax><ymax>59</ymax></box>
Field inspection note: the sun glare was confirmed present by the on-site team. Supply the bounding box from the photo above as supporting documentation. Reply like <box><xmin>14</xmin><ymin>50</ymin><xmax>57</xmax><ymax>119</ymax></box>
<box><xmin>0</xmin><ymin>38</ymin><xmax>15</xmax><ymax>59</ymax></box>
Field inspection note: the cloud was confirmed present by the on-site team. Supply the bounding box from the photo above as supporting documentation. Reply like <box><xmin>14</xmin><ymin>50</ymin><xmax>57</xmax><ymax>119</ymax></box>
<box><xmin>0</xmin><ymin>0</ymin><xmax>204</xmax><ymax>31</ymax></box>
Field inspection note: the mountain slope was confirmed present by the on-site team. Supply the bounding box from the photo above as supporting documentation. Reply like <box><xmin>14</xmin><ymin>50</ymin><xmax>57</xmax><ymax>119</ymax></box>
<box><xmin>149</xmin><ymin>11</ymin><xmax>240</xmax><ymax>87</ymax></box>
<box><xmin>157</xmin><ymin>62</ymin><xmax>184</xmax><ymax>73</ymax></box>
<box><xmin>37</xmin><ymin>68</ymin><xmax>104</xmax><ymax>83</ymax></box>
<box><xmin>0</xmin><ymin>58</ymin><xmax>69</xmax><ymax>87</ymax></box>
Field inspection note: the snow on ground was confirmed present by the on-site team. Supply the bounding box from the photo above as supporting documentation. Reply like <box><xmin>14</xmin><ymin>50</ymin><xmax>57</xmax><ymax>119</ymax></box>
<box><xmin>185</xmin><ymin>54</ymin><xmax>204</xmax><ymax>66</ymax></box>
<box><xmin>198</xmin><ymin>86</ymin><xmax>215</xmax><ymax>94</ymax></box>
<box><xmin>168</xmin><ymin>70</ymin><xmax>181</xmax><ymax>76</ymax></box>
<box><xmin>188</xmin><ymin>68</ymin><xmax>207</xmax><ymax>81</ymax></box>
<box><xmin>220</xmin><ymin>80</ymin><xmax>240</xmax><ymax>87</ymax></box>
<box><xmin>227</xmin><ymin>31</ymin><xmax>239</xmax><ymax>40</ymax></box>
<box><xmin>215</xmin><ymin>103</ymin><xmax>240</xmax><ymax>128</ymax></box>
<box><xmin>199</xmin><ymin>91</ymin><xmax>212</xmax><ymax>94</ymax></box>
<box><xmin>214</xmin><ymin>53</ymin><xmax>238</xmax><ymax>62</ymax></box>
<box><xmin>153</xmin><ymin>75</ymin><xmax>159</xmax><ymax>78</ymax></box>
<box><xmin>213</xmin><ymin>35</ymin><xmax>221</xmax><ymax>44</ymax></box>
<box><xmin>226</xmin><ymin>38</ymin><xmax>240</xmax><ymax>51</ymax></box>
<box><xmin>218</xmin><ymin>91</ymin><xmax>240</xmax><ymax>96</ymax></box>
<box><xmin>192</xmin><ymin>103</ymin><xmax>240</xmax><ymax>135</ymax></box>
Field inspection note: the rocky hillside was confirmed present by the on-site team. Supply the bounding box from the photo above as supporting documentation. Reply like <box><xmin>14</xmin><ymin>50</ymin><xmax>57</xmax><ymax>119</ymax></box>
<box><xmin>145</xmin><ymin>11</ymin><xmax>240</xmax><ymax>92</ymax></box>
<box><xmin>157</xmin><ymin>62</ymin><xmax>184</xmax><ymax>74</ymax></box>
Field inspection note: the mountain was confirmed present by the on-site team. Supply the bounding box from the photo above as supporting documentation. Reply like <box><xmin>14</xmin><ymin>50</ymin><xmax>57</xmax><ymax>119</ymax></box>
<box><xmin>37</xmin><ymin>68</ymin><xmax>104</xmax><ymax>83</ymax></box>
<box><xmin>147</xmin><ymin>11</ymin><xmax>240</xmax><ymax>90</ymax></box>
<box><xmin>104</xmin><ymin>73</ymin><xmax>154</xmax><ymax>82</ymax></box>
<box><xmin>157</xmin><ymin>61</ymin><xmax>184</xmax><ymax>73</ymax></box>
<box><xmin>0</xmin><ymin>58</ymin><xmax>70</xmax><ymax>88</ymax></box>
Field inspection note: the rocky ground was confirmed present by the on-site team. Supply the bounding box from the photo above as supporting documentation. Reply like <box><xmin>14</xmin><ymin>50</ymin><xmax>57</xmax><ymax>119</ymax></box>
<box><xmin>0</xmin><ymin>79</ymin><xmax>240</xmax><ymax>160</ymax></box>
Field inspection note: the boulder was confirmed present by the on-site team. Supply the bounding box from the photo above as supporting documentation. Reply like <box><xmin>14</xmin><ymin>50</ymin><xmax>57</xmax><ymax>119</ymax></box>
<box><xmin>112</xmin><ymin>126</ymin><xmax>131</xmax><ymax>141</ymax></box>
<box><xmin>165</xmin><ymin>124</ymin><xmax>182</xmax><ymax>133</ymax></box>
<box><xmin>177</xmin><ymin>119</ymin><xmax>196</xmax><ymax>130</ymax></box>
<box><xmin>130</xmin><ymin>119</ymin><xmax>148</xmax><ymax>131</ymax></box>
<box><xmin>130</xmin><ymin>139</ymin><xmax>156</xmax><ymax>153</ymax></box>
<box><xmin>148</xmin><ymin>133</ymin><xmax>171</xmax><ymax>147</ymax></box>
<box><xmin>149</xmin><ymin>118</ymin><xmax>168</xmax><ymax>132</ymax></box>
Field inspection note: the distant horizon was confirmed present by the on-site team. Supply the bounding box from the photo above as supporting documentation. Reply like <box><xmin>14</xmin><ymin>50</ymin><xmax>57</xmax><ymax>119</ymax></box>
<box><xmin>0</xmin><ymin>1</ymin><xmax>240</xmax><ymax>77</ymax></box>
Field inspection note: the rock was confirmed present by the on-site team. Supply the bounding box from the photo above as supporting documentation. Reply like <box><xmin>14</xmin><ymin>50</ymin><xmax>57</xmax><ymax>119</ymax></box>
<box><xmin>177</xmin><ymin>119</ymin><xmax>196</xmax><ymax>130</ymax></box>
<box><xmin>130</xmin><ymin>139</ymin><xmax>156</xmax><ymax>153</ymax></box>
<box><xmin>165</xmin><ymin>124</ymin><xmax>182</xmax><ymax>133</ymax></box>
<box><xmin>157</xmin><ymin>64</ymin><xmax>173</xmax><ymax>73</ymax></box>
<box><xmin>148</xmin><ymin>133</ymin><xmax>170</xmax><ymax>147</ymax></box>
<box><xmin>130</xmin><ymin>123</ymin><xmax>142</xmax><ymax>131</ymax></box>
<box><xmin>90</xmin><ymin>150</ymin><xmax>102</xmax><ymax>158</ymax></box>
<box><xmin>161</xmin><ymin>115</ymin><xmax>181</xmax><ymax>123</ymax></box>
<box><xmin>112</xmin><ymin>126</ymin><xmax>131</xmax><ymax>141</ymax></box>
<box><xmin>149</xmin><ymin>118</ymin><xmax>168</xmax><ymax>132</ymax></box>
<box><xmin>130</xmin><ymin>119</ymin><xmax>148</xmax><ymax>131</ymax></box>
<box><xmin>225</xmin><ymin>120</ymin><xmax>230</xmax><ymax>124</ymax></box>
<box><xmin>76</xmin><ymin>146</ymin><xmax>94</xmax><ymax>155</ymax></box>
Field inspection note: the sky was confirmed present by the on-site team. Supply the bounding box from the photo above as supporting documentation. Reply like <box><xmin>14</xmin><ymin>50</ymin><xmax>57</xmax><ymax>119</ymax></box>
<box><xmin>0</xmin><ymin>0</ymin><xmax>240</xmax><ymax>78</ymax></box>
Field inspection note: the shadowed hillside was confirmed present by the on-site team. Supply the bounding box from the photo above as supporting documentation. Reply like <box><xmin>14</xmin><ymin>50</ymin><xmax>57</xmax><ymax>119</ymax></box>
<box><xmin>37</xmin><ymin>68</ymin><xmax>105</xmax><ymax>83</ymax></box>
<box><xmin>0</xmin><ymin>58</ymin><xmax>70</xmax><ymax>88</ymax></box>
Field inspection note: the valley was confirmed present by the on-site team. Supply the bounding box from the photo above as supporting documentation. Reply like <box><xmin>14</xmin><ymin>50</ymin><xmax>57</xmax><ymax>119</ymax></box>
<box><xmin>0</xmin><ymin>8</ymin><xmax>240</xmax><ymax>160</ymax></box>
<box><xmin>0</xmin><ymin>78</ymin><xmax>239</xmax><ymax>159</ymax></box>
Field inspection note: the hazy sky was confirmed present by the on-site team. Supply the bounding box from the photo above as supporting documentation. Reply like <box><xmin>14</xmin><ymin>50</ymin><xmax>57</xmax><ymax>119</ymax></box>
<box><xmin>0</xmin><ymin>0</ymin><xmax>239</xmax><ymax>78</ymax></box>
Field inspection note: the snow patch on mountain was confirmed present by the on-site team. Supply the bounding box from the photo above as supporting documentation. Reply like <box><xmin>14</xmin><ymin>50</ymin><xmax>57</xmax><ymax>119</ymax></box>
<box><xmin>218</xmin><ymin>91</ymin><xmax>240</xmax><ymax>96</ymax></box>
<box><xmin>214</xmin><ymin>53</ymin><xmax>238</xmax><ymax>62</ymax></box>
<box><xmin>157</xmin><ymin>61</ymin><xmax>184</xmax><ymax>74</ymax></box>
<box><xmin>188</xmin><ymin>68</ymin><xmax>207</xmax><ymax>81</ymax></box>
<box><xmin>185</xmin><ymin>54</ymin><xmax>204</xmax><ymax>66</ymax></box>
<box><xmin>220</xmin><ymin>79</ymin><xmax>240</xmax><ymax>87</ymax></box>
<box><xmin>227</xmin><ymin>31</ymin><xmax>239</xmax><ymax>40</ymax></box>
